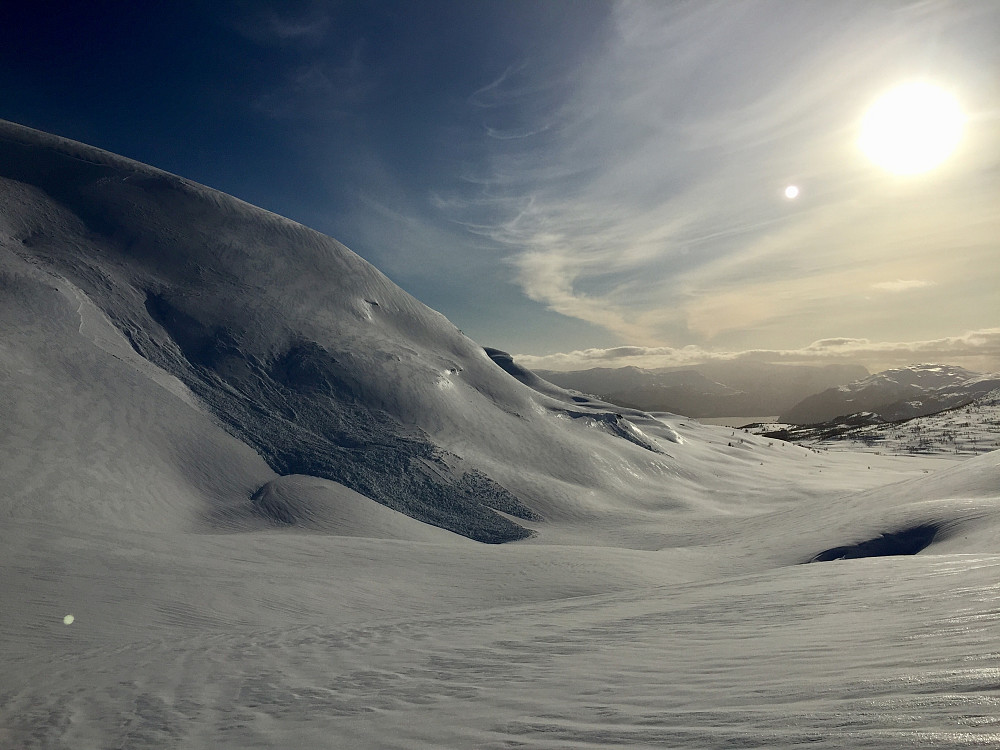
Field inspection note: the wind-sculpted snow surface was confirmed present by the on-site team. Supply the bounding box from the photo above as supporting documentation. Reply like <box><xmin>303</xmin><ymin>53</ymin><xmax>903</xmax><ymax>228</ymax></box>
<box><xmin>138</xmin><ymin>294</ymin><xmax>539</xmax><ymax>541</ymax></box>
<box><xmin>3</xmin><ymin>121</ymin><xmax>1000</xmax><ymax>748</ymax></box>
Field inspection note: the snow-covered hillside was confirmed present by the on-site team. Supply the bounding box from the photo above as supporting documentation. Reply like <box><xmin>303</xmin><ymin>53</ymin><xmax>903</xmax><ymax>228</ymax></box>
<box><xmin>3</xmin><ymin>121</ymin><xmax>1000</xmax><ymax>748</ymax></box>
<box><xmin>782</xmin><ymin>363</ymin><xmax>1000</xmax><ymax>424</ymax></box>
<box><xmin>757</xmin><ymin>388</ymin><xmax>1000</xmax><ymax>457</ymax></box>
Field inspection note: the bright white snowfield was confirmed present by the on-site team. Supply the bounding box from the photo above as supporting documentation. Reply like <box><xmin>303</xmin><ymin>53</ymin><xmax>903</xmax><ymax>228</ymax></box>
<box><xmin>2</xmin><ymin>121</ymin><xmax>999</xmax><ymax>749</ymax></box>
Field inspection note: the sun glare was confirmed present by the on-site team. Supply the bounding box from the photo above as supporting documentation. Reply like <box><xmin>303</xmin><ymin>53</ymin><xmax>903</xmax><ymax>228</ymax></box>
<box><xmin>859</xmin><ymin>82</ymin><xmax>964</xmax><ymax>175</ymax></box>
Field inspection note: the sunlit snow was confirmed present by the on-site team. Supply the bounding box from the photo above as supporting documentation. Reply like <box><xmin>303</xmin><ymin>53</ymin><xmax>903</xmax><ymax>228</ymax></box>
<box><xmin>2</xmin><ymin>121</ymin><xmax>999</xmax><ymax>749</ymax></box>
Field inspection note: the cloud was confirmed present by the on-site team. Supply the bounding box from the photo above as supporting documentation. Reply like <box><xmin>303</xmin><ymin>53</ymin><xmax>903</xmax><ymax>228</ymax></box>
<box><xmin>514</xmin><ymin>328</ymin><xmax>1000</xmax><ymax>372</ymax></box>
<box><xmin>469</xmin><ymin>63</ymin><xmax>532</xmax><ymax>108</ymax></box>
<box><xmin>251</xmin><ymin>42</ymin><xmax>371</xmax><ymax>121</ymax></box>
<box><xmin>441</xmin><ymin>0</ymin><xmax>1000</xmax><ymax>354</ymax></box>
<box><xmin>871</xmin><ymin>279</ymin><xmax>934</xmax><ymax>292</ymax></box>
<box><xmin>232</xmin><ymin>3</ymin><xmax>331</xmax><ymax>46</ymax></box>
<box><xmin>263</xmin><ymin>14</ymin><xmax>329</xmax><ymax>43</ymax></box>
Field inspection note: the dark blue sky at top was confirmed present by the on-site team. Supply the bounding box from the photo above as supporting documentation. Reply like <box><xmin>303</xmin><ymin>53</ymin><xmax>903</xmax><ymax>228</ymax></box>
<box><xmin>3</xmin><ymin>1</ymin><xmax>999</xmax><ymax>370</ymax></box>
<box><xmin>0</xmin><ymin>0</ymin><xmax>615</xmax><ymax>352</ymax></box>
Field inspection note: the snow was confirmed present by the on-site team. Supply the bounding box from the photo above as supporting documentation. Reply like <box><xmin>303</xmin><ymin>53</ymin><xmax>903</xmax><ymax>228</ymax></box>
<box><xmin>2</xmin><ymin>120</ymin><xmax>1000</xmax><ymax>748</ymax></box>
<box><xmin>750</xmin><ymin>391</ymin><xmax>1000</xmax><ymax>458</ymax></box>
<box><xmin>784</xmin><ymin>364</ymin><xmax>1000</xmax><ymax>424</ymax></box>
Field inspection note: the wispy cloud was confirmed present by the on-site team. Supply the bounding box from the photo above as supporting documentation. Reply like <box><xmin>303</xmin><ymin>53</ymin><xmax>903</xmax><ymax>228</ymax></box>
<box><xmin>233</xmin><ymin>2</ymin><xmax>376</xmax><ymax>122</ymax></box>
<box><xmin>252</xmin><ymin>46</ymin><xmax>371</xmax><ymax>120</ymax></box>
<box><xmin>233</xmin><ymin>3</ymin><xmax>332</xmax><ymax>46</ymax></box>
<box><xmin>263</xmin><ymin>14</ymin><xmax>330</xmax><ymax>43</ymax></box>
<box><xmin>871</xmin><ymin>279</ymin><xmax>935</xmax><ymax>293</ymax></box>
<box><xmin>515</xmin><ymin>328</ymin><xmax>1000</xmax><ymax>373</ymax></box>
<box><xmin>442</xmin><ymin>0</ymin><xmax>1000</xmax><ymax>357</ymax></box>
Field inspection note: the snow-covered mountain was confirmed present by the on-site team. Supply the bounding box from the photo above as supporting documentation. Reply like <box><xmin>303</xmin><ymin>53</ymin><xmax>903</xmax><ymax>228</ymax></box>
<box><xmin>756</xmin><ymin>388</ymin><xmax>1000</xmax><ymax>456</ymax></box>
<box><xmin>537</xmin><ymin>361</ymin><xmax>867</xmax><ymax>418</ymax></box>
<box><xmin>1</xmin><ymin>119</ymin><xmax>701</xmax><ymax>543</ymax></box>
<box><xmin>3</xmin><ymin>122</ymin><xmax>1000</xmax><ymax>748</ymax></box>
<box><xmin>781</xmin><ymin>363</ymin><xmax>1000</xmax><ymax>424</ymax></box>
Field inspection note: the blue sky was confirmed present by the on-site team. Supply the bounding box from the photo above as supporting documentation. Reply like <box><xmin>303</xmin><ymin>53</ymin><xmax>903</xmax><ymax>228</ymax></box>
<box><xmin>2</xmin><ymin>1</ymin><xmax>998</xmax><ymax>372</ymax></box>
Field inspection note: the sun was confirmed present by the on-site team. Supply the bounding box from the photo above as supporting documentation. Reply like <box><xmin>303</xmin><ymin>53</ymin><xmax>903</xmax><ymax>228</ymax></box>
<box><xmin>859</xmin><ymin>82</ymin><xmax>964</xmax><ymax>175</ymax></box>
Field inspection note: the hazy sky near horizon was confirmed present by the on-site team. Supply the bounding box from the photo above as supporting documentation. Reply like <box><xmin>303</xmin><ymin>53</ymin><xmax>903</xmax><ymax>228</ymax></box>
<box><xmin>2</xmin><ymin>1</ymin><xmax>998</xmax><ymax>372</ymax></box>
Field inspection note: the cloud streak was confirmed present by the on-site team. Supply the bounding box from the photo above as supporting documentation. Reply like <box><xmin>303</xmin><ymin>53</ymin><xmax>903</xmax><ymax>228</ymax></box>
<box><xmin>232</xmin><ymin>2</ymin><xmax>333</xmax><ymax>46</ymax></box>
<box><xmin>515</xmin><ymin>328</ymin><xmax>1000</xmax><ymax>374</ymax></box>
<box><xmin>871</xmin><ymin>279</ymin><xmax>935</xmax><ymax>293</ymax></box>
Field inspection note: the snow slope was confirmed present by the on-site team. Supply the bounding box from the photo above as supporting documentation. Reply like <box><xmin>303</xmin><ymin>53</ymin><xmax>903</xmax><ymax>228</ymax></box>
<box><xmin>2</xmin><ymin>121</ymin><xmax>1000</xmax><ymax>748</ymax></box>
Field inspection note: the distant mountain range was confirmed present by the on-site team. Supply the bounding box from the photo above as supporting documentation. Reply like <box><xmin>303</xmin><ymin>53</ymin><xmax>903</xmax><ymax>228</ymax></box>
<box><xmin>536</xmin><ymin>362</ymin><xmax>869</xmax><ymax>418</ymax></box>
<box><xmin>780</xmin><ymin>364</ymin><xmax>1000</xmax><ymax>424</ymax></box>
<box><xmin>536</xmin><ymin>362</ymin><xmax>1000</xmax><ymax>427</ymax></box>
<box><xmin>751</xmin><ymin>387</ymin><xmax>1000</xmax><ymax>457</ymax></box>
